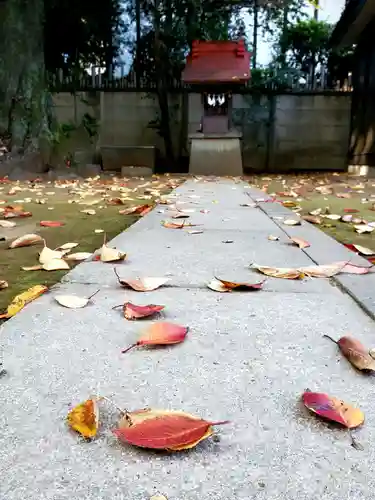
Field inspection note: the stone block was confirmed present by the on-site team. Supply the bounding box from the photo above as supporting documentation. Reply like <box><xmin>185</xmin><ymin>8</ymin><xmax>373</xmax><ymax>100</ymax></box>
<box><xmin>101</xmin><ymin>145</ymin><xmax>155</xmax><ymax>171</ymax></box>
<box><xmin>121</xmin><ymin>166</ymin><xmax>153</xmax><ymax>177</ymax></box>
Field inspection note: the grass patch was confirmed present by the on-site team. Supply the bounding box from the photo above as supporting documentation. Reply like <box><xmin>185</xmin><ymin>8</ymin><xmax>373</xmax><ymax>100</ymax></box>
<box><xmin>0</xmin><ymin>175</ymin><xmax>183</xmax><ymax>315</ymax></box>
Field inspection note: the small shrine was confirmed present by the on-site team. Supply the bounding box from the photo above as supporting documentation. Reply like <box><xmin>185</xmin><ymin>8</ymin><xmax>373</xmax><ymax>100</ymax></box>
<box><xmin>182</xmin><ymin>39</ymin><xmax>251</xmax><ymax>175</ymax></box>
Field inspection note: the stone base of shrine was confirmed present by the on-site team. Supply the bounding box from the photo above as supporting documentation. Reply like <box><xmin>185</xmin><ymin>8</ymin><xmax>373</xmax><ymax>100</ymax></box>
<box><xmin>188</xmin><ymin>132</ymin><xmax>243</xmax><ymax>176</ymax></box>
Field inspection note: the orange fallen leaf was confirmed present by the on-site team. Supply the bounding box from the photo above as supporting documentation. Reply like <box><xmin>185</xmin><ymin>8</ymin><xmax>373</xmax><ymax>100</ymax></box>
<box><xmin>114</xmin><ymin>269</ymin><xmax>169</xmax><ymax>291</ymax></box>
<box><xmin>162</xmin><ymin>220</ymin><xmax>186</xmax><ymax>229</ymax></box>
<box><xmin>282</xmin><ymin>200</ymin><xmax>298</xmax><ymax>208</ymax></box>
<box><xmin>290</xmin><ymin>237</ymin><xmax>310</xmax><ymax>249</ymax></box>
<box><xmin>40</xmin><ymin>221</ymin><xmax>65</xmax><ymax>227</ymax></box>
<box><xmin>67</xmin><ymin>398</ymin><xmax>99</xmax><ymax>438</ymax></box>
<box><xmin>113</xmin><ymin>409</ymin><xmax>229</xmax><ymax>450</ymax></box>
<box><xmin>207</xmin><ymin>277</ymin><xmax>265</xmax><ymax>292</ymax></box>
<box><xmin>251</xmin><ymin>264</ymin><xmax>304</xmax><ymax>280</ymax></box>
<box><xmin>0</xmin><ymin>285</ymin><xmax>48</xmax><ymax>318</ymax></box>
<box><xmin>302</xmin><ymin>391</ymin><xmax>364</xmax><ymax>429</ymax></box>
<box><xmin>9</xmin><ymin>233</ymin><xmax>44</xmax><ymax>249</ymax></box>
<box><xmin>119</xmin><ymin>302</ymin><xmax>165</xmax><ymax>320</ymax></box>
<box><xmin>122</xmin><ymin>322</ymin><xmax>188</xmax><ymax>353</ymax></box>
<box><xmin>324</xmin><ymin>335</ymin><xmax>375</xmax><ymax>372</ymax></box>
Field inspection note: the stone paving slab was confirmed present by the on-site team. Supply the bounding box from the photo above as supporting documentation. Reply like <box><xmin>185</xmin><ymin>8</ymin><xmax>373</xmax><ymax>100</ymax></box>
<box><xmin>2</xmin><ymin>178</ymin><xmax>375</xmax><ymax>500</ymax></box>
<box><xmin>2</xmin><ymin>285</ymin><xmax>375</xmax><ymax>500</ymax></box>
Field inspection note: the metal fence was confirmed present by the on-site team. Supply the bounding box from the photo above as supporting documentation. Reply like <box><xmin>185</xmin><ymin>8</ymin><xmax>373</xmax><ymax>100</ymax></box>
<box><xmin>48</xmin><ymin>63</ymin><xmax>353</xmax><ymax>93</ymax></box>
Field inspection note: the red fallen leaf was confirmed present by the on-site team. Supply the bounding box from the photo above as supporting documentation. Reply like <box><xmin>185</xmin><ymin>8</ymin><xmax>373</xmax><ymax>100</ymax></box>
<box><xmin>343</xmin><ymin>208</ymin><xmax>359</xmax><ymax>213</ymax></box>
<box><xmin>290</xmin><ymin>237</ymin><xmax>310</xmax><ymax>249</ymax></box>
<box><xmin>40</xmin><ymin>221</ymin><xmax>65</xmax><ymax>227</ymax></box>
<box><xmin>324</xmin><ymin>335</ymin><xmax>375</xmax><ymax>372</ymax></box>
<box><xmin>122</xmin><ymin>322</ymin><xmax>188</xmax><ymax>353</ymax></box>
<box><xmin>120</xmin><ymin>302</ymin><xmax>165</xmax><ymax>320</ymax></box>
<box><xmin>113</xmin><ymin>410</ymin><xmax>229</xmax><ymax>450</ymax></box>
<box><xmin>119</xmin><ymin>204</ymin><xmax>153</xmax><ymax>216</ymax></box>
<box><xmin>302</xmin><ymin>391</ymin><xmax>364</xmax><ymax>429</ymax></box>
<box><xmin>4</xmin><ymin>210</ymin><xmax>32</xmax><ymax>218</ymax></box>
<box><xmin>339</xmin><ymin>262</ymin><xmax>372</xmax><ymax>275</ymax></box>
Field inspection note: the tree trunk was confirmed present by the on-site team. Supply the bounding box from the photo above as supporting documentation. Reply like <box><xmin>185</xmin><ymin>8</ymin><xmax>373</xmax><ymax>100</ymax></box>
<box><xmin>153</xmin><ymin>0</ymin><xmax>175</xmax><ymax>165</ymax></box>
<box><xmin>0</xmin><ymin>0</ymin><xmax>51</xmax><ymax>152</ymax></box>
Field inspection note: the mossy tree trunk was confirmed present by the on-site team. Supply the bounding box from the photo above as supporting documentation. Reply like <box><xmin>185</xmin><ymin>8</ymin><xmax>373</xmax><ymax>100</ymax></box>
<box><xmin>0</xmin><ymin>0</ymin><xmax>52</xmax><ymax>152</ymax></box>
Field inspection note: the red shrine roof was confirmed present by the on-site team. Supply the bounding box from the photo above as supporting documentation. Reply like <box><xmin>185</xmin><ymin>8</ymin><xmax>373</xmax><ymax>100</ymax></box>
<box><xmin>182</xmin><ymin>40</ymin><xmax>251</xmax><ymax>84</ymax></box>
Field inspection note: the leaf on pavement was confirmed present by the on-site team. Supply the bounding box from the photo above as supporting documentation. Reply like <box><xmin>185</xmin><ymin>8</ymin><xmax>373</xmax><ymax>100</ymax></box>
<box><xmin>283</xmin><ymin>219</ymin><xmax>301</xmax><ymax>226</ymax></box>
<box><xmin>55</xmin><ymin>290</ymin><xmax>99</xmax><ymax>309</ymax></box>
<box><xmin>207</xmin><ymin>277</ymin><xmax>265</xmax><ymax>293</ymax></box>
<box><xmin>251</xmin><ymin>264</ymin><xmax>304</xmax><ymax>280</ymax></box>
<box><xmin>302</xmin><ymin>391</ymin><xmax>364</xmax><ymax>429</ymax></box>
<box><xmin>324</xmin><ymin>335</ymin><xmax>375</xmax><ymax>372</ymax></box>
<box><xmin>0</xmin><ymin>284</ymin><xmax>48</xmax><ymax>318</ymax></box>
<box><xmin>299</xmin><ymin>262</ymin><xmax>345</xmax><ymax>278</ymax></box>
<box><xmin>290</xmin><ymin>237</ymin><xmax>310</xmax><ymax>249</ymax></box>
<box><xmin>113</xmin><ymin>408</ymin><xmax>229</xmax><ymax>450</ymax></box>
<box><xmin>268</xmin><ymin>235</ymin><xmax>279</xmax><ymax>241</ymax></box>
<box><xmin>114</xmin><ymin>269</ymin><xmax>169</xmax><ymax>291</ymax></box>
<box><xmin>40</xmin><ymin>220</ymin><xmax>65</xmax><ymax>227</ymax></box>
<box><xmin>122</xmin><ymin>322</ymin><xmax>188</xmax><ymax>353</ymax></box>
<box><xmin>9</xmin><ymin>233</ymin><xmax>44</xmax><ymax>249</ymax></box>
<box><xmin>67</xmin><ymin>398</ymin><xmax>99</xmax><ymax>438</ymax></box>
<box><xmin>162</xmin><ymin>220</ymin><xmax>186</xmax><ymax>229</ymax></box>
<box><xmin>120</xmin><ymin>302</ymin><xmax>165</xmax><ymax>320</ymax></box>
<box><xmin>172</xmin><ymin>213</ymin><xmax>190</xmax><ymax>219</ymax></box>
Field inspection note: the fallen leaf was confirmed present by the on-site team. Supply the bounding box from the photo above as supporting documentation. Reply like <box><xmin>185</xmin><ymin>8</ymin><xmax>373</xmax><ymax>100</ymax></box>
<box><xmin>324</xmin><ymin>214</ymin><xmax>341</xmax><ymax>221</ymax></box>
<box><xmin>283</xmin><ymin>219</ymin><xmax>301</xmax><ymax>226</ymax></box>
<box><xmin>341</xmin><ymin>214</ymin><xmax>353</xmax><ymax>223</ymax></box>
<box><xmin>99</xmin><ymin>244</ymin><xmax>126</xmax><ymax>263</ymax></box>
<box><xmin>302</xmin><ymin>391</ymin><xmax>364</xmax><ymax>429</ymax></box>
<box><xmin>122</xmin><ymin>322</ymin><xmax>188</xmax><ymax>353</ymax></box>
<box><xmin>0</xmin><ymin>220</ymin><xmax>16</xmax><ymax>228</ymax></box>
<box><xmin>302</xmin><ymin>215</ymin><xmax>322</xmax><ymax>225</ymax></box>
<box><xmin>240</xmin><ymin>203</ymin><xmax>257</xmax><ymax>208</ymax></box>
<box><xmin>107</xmin><ymin>198</ymin><xmax>126</xmax><ymax>205</ymax></box>
<box><xmin>94</xmin><ymin>229</ymin><xmax>104</xmax><ymax>234</ymax></box>
<box><xmin>188</xmin><ymin>230</ymin><xmax>203</xmax><ymax>234</ymax></box>
<box><xmin>40</xmin><ymin>220</ymin><xmax>65</xmax><ymax>227</ymax></box>
<box><xmin>207</xmin><ymin>277</ymin><xmax>265</xmax><ymax>293</ymax></box>
<box><xmin>172</xmin><ymin>213</ymin><xmax>190</xmax><ymax>219</ymax></box>
<box><xmin>55</xmin><ymin>290</ymin><xmax>99</xmax><ymax>309</ymax></box>
<box><xmin>0</xmin><ymin>280</ymin><xmax>8</xmax><ymax>290</ymax></box>
<box><xmin>80</xmin><ymin>209</ymin><xmax>96</xmax><ymax>215</ymax></box>
<box><xmin>113</xmin><ymin>408</ymin><xmax>229</xmax><ymax>450</ymax></box>
<box><xmin>290</xmin><ymin>237</ymin><xmax>310</xmax><ymax>249</ymax></box>
<box><xmin>114</xmin><ymin>269</ymin><xmax>169</xmax><ymax>291</ymax></box>
<box><xmin>268</xmin><ymin>235</ymin><xmax>279</xmax><ymax>241</ymax></box>
<box><xmin>343</xmin><ymin>208</ymin><xmax>359</xmax><ymax>213</ymax></box>
<box><xmin>309</xmin><ymin>208</ymin><xmax>322</xmax><ymax>216</ymax></box>
<box><xmin>162</xmin><ymin>220</ymin><xmax>186</xmax><ymax>229</ymax></box>
<box><xmin>43</xmin><ymin>259</ymin><xmax>70</xmax><ymax>271</ymax></box>
<box><xmin>150</xmin><ymin>495</ymin><xmax>168</xmax><ymax>500</ymax></box>
<box><xmin>21</xmin><ymin>265</ymin><xmax>43</xmax><ymax>271</ymax></box>
<box><xmin>351</xmin><ymin>244</ymin><xmax>374</xmax><ymax>256</ymax></box>
<box><xmin>0</xmin><ymin>284</ymin><xmax>48</xmax><ymax>318</ymax></box>
<box><xmin>4</xmin><ymin>210</ymin><xmax>32</xmax><ymax>218</ymax></box>
<box><xmin>336</xmin><ymin>193</ymin><xmax>352</xmax><ymax>199</ymax></box>
<box><xmin>65</xmin><ymin>252</ymin><xmax>92</xmax><ymax>262</ymax></box>
<box><xmin>121</xmin><ymin>302</ymin><xmax>165</xmax><ymax>320</ymax></box>
<box><xmin>67</xmin><ymin>398</ymin><xmax>99</xmax><ymax>438</ymax></box>
<box><xmin>56</xmin><ymin>242</ymin><xmax>79</xmax><ymax>251</ymax></box>
<box><xmin>324</xmin><ymin>335</ymin><xmax>375</xmax><ymax>372</ymax></box>
<box><xmin>338</xmin><ymin>262</ymin><xmax>372</xmax><ymax>275</ymax></box>
<box><xmin>299</xmin><ymin>262</ymin><xmax>345</xmax><ymax>278</ymax></box>
<box><xmin>9</xmin><ymin>233</ymin><xmax>44</xmax><ymax>249</ymax></box>
<box><xmin>39</xmin><ymin>246</ymin><xmax>64</xmax><ymax>264</ymax></box>
<box><xmin>282</xmin><ymin>200</ymin><xmax>298</xmax><ymax>208</ymax></box>
<box><xmin>251</xmin><ymin>264</ymin><xmax>304</xmax><ymax>280</ymax></box>
<box><xmin>119</xmin><ymin>204</ymin><xmax>153</xmax><ymax>216</ymax></box>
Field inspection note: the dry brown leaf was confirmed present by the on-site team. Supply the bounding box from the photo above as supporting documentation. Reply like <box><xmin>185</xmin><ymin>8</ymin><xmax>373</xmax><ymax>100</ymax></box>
<box><xmin>9</xmin><ymin>233</ymin><xmax>44</xmax><ymax>249</ymax></box>
<box><xmin>251</xmin><ymin>264</ymin><xmax>304</xmax><ymax>279</ymax></box>
<box><xmin>302</xmin><ymin>215</ymin><xmax>322</xmax><ymax>225</ymax></box>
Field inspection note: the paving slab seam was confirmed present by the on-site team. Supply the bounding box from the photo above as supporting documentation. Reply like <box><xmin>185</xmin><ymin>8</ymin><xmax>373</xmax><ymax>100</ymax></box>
<box><xmin>246</xmin><ymin>189</ymin><xmax>375</xmax><ymax>321</ymax></box>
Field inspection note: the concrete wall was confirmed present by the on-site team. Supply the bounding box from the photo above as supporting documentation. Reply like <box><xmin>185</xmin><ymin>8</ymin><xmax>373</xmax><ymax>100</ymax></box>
<box><xmin>52</xmin><ymin>91</ymin><xmax>351</xmax><ymax>172</ymax></box>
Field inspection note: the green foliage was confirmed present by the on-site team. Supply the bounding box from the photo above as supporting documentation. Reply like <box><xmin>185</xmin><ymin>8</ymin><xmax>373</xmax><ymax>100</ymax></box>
<box><xmin>278</xmin><ymin>18</ymin><xmax>332</xmax><ymax>71</ymax></box>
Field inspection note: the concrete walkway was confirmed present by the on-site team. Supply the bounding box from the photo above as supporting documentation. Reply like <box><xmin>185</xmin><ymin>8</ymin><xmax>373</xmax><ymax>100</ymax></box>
<box><xmin>1</xmin><ymin>178</ymin><xmax>375</xmax><ymax>500</ymax></box>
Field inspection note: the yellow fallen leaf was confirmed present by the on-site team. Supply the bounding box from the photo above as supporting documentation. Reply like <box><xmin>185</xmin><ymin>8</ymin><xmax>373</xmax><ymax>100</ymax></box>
<box><xmin>0</xmin><ymin>285</ymin><xmax>48</xmax><ymax>318</ymax></box>
<box><xmin>43</xmin><ymin>259</ymin><xmax>70</xmax><ymax>271</ymax></box>
<box><xmin>100</xmin><ymin>244</ymin><xmax>126</xmax><ymax>262</ymax></box>
<box><xmin>67</xmin><ymin>398</ymin><xmax>99</xmax><ymax>438</ymax></box>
